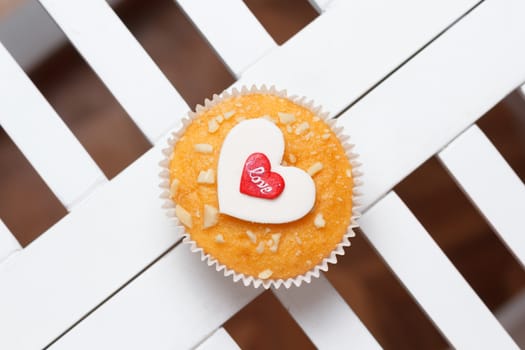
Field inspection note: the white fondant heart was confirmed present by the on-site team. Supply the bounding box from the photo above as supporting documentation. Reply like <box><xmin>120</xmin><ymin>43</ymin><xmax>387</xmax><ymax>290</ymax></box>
<box><xmin>217</xmin><ymin>118</ymin><xmax>315</xmax><ymax>224</ymax></box>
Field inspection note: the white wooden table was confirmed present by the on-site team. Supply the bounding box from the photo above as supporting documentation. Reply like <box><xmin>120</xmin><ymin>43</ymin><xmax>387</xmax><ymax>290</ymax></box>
<box><xmin>1</xmin><ymin>0</ymin><xmax>525</xmax><ymax>348</ymax></box>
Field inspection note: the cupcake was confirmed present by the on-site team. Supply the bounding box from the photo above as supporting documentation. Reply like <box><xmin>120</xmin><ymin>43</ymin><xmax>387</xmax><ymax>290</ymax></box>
<box><xmin>160</xmin><ymin>86</ymin><xmax>360</xmax><ymax>288</ymax></box>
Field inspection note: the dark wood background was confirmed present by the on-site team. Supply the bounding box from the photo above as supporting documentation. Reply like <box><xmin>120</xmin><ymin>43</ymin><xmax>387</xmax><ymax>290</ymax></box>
<box><xmin>1</xmin><ymin>0</ymin><xmax>525</xmax><ymax>348</ymax></box>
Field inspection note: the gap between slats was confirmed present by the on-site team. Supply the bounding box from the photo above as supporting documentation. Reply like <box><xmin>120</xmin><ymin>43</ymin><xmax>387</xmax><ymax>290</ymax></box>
<box><xmin>360</xmin><ymin>192</ymin><xmax>518</xmax><ymax>349</ymax></box>
<box><xmin>0</xmin><ymin>42</ymin><xmax>107</xmax><ymax>210</ymax></box>
<box><xmin>175</xmin><ymin>0</ymin><xmax>276</xmax><ymax>78</ymax></box>
<box><xmin>37</xmin><ymin>0</ymin><xmax>189</xmax><ymax>143</ymax></box>
<box><xmin>272</xmin><ymin>274</ymin><xmax>381</xmax><ymax>349</ymax></box>
<box><xmin>0</xmin><ymin>0</ymin><xmax>122</xmax><ymax>71</ymax></box>
<box><xmin>438</xmin><ymin>125</ymin><xmax>525</xmax><ymax>267</ymax></box>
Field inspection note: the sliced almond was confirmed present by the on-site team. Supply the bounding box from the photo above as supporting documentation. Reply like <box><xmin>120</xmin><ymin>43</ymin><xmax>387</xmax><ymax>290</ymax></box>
<box><xmin>245</xmin><ymin>230</ymin><xmax>257</xmax><ymax>244</ymax></box>
<box><xmin>294</xmin><ymin>122</ymin><xmax>310</xmax><ymax>135</ymax></box>
<box><xmin>170</xmin><ymin>179</ymin><xmax>180</xmax><ymax>197</ymax></box>
<box><xmin>215</xmin><ymin>115</ymin><xmax>224</xmax><ymax>124</ymax></box>
<box><xmin>215</xmin><ymin>234</ymin><xmax>225</xmax><ymax>243</ymax></box>
<box><xmin>286</xmin><ymin>125</ymin><xmax>293</xmax><ymax>133</ymax></box>
<box><xmin>307</xmin><ymin>162</ymin><xmax>323</xmax><ymax>176</ymax></box>
<box><xmin>270</xmin><ymin>233</ymin><xmax>281</xmax><ymax>253</ymax></box>
<box><xmin>208</xmin><ymin>119</ymin><xmax>219</xmax><ymax>133</ymax></box>
<box><xmin>197</xmin><ymin>169</ymin><xmax>215</xmax><ymax>184</ymax></box>
<box><xmin>175</xmin><ymin>205</ymin><xmax>192</xmax><ymax>228</ymax></box>
<box><xmin>278</xmin><ymin>112</ymin><xmax>296</xmax><ymax>124</ymax></box>
<box><xmin>258</xmin><ymin>269</ymin><xmax>273</xmax><ymax>279</ymax></box>
<box><xmin>288</xmin><ymin>154</ymin><xmax>296</xmax><ymax>164</ymax></box>
<box><xmin>203</xmin><ymin>204</ymin><xmax>219</xmax><ymax>229</ymax></box>
<box><xmin>305</xmin><ymin>132</ymin><xmax>314</xmax><ymax>141</ymax></box>
<box><xmin>223</xmin><ymin>110</ymin><xmax>235</xmax><ymax>120</ymax></box>
<box><xmin>194</xmin><ymin>143</ymin><xmax>213</xmax><ymax>153</ymax></box>
<box><xmin>322</xmin><ymin>133</ymin><xmax>331</xmax><ymax>140</ymax></box>
<box><xmin>314</xmin><ymin>213</ymin><xmax>326</xmax><ymax>228</ymax></box>
<box><xmin>256</xmin><ymin>241</ymin><xmax>265</xmax><ymax>254</ymax></box>
<box><xmin>261</xmin><ymin>115</ymin><xmax>275</xmax><ymax>123</ymax></box>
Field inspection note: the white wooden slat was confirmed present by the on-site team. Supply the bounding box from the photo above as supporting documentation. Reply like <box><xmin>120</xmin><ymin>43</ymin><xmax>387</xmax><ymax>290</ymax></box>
<box><xmin>0</xmin><ymin>43</ymin><xmax>106</xmax><ymax>209</ymax></box>
<box><xmin>49</xmin><ymin>257</ymin><xmax>380</xmax><ymax>349</ymax></box>
<box><xmin>237</xmin><ymin>0</ymin><xmax>480</xmax><ymax>117</ymax></box>
<box><xmin>0</xmin><ymin>0</ymin><xmax>122</xmax><ymax>71</ymax></box>
<box><xmin>337</xmin><ymin>0</ymin><xmax>525</xmax><ymax>211</ymax></box>
<box><xmin>273</xmin><ymin>274</ymin><xmax>381</xmax><ymax>349</ymax></box>
<box><xmin>0</xmin><ymin>220</ymin><xmax>20</xmax><ymax>263</ymax></box>
<box><xmin>50</xmin><ymin>252</ymin><xmax>378</xmax><ymax>349</ymax></box>
<box><xmin>37</xmin><ymin>0</ymin><xmax>188</xmax><ymax>143</ymax></box>
<box><xmin>49</xmin><ymin>246</ymin><xmax>260</xmax><ymax>349</ymax></box>
<box><xmin>308</xmin><ymin>0</ymin><xmax>333</xmax><ymax>13</ymax></box>
<box><xmin>0</xmin><ymin>140</ymin><xmax>181</xmax><ymax>349</ymax></box>
<box><xmin>197</xmin><ymin>328</ymin><xmax>241</xmax><ymax>350</ymax></box>
<box><xmin>361</xmin><ymin>192</ymin><xmax>517</xmax><ymax>348</ymax></box>
<box><xmin>176</xmin><ymin>0</ymin><xmax>276</xmax><ymax>78</ymax></box>
<box><xmin>439</xmin><ymin>125</ymin><xmax>525</xmax><ymax>267</ymax></box>
<box><xmin>0</xmin><ymin>1</ymin><xmax>509</xmax><ymax>348</ymax></box>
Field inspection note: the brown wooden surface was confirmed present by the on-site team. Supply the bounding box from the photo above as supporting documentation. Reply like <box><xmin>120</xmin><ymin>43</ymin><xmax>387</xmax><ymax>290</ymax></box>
<box><xmin>0</xmin><ymin>0</ymin><xmax>22</xmax><ymax>20</ymax></box>
<box><xmin>1</xmin><ymin>0</ymin><xmax>524</xmax><ymax>348</ymax></box>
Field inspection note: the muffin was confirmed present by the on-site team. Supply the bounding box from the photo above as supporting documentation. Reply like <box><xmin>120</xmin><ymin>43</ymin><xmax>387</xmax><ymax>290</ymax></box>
<box><xmin>160</xmin><ymin>86</ymin><xmax>360</xmax><ymax>288</ymax></box>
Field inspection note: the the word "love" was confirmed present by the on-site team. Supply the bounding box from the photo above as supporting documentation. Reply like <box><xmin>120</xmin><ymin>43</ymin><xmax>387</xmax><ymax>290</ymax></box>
<box><xmin>247</xmin><ymin>166</ymin><xmax>273</xmax><ymax>193</ymax></box>
<box><xmin>239</xmin><ymin>152</ymin><xmax>285</xmax><ymax>199</ymax></box>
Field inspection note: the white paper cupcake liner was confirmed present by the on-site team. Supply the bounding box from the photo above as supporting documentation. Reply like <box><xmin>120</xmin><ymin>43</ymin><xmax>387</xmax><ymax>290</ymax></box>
<box><xmin>159</xmin><ymin>85</ymin><xmax>362</xmax><ymax>289</ymax></box>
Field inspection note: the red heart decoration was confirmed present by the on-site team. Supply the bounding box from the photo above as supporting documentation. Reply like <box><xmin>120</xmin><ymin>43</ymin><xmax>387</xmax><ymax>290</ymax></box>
<box><xmin>240</xmin><ymin>152</ymin><xmax>285</xmax><ymax>199</ymax></box>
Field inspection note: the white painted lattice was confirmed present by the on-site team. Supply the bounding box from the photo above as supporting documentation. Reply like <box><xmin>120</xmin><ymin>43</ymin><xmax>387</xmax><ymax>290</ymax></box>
<box><xmin>1</xmin><ymin>0</ymin><xmax>525</xmax><ymax>348</ymax></box>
